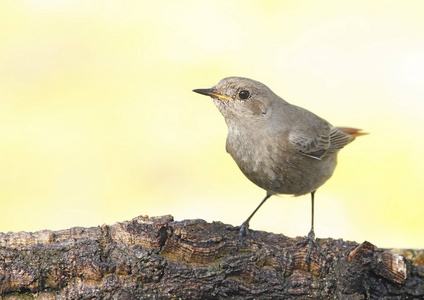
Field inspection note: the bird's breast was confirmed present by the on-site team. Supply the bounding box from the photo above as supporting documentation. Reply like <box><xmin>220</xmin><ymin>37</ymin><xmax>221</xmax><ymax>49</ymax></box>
<box><xmin>226</xmin><ymin>126</ymin><xmax>289</xmax><ymax>189</ymax></box>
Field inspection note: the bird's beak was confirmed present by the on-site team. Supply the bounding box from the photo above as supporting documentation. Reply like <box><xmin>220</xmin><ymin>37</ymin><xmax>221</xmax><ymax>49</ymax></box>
<box><xmin>193</xmin><ymin>88</ymin><xmax>234</xmax><ymax>101</ymax></box>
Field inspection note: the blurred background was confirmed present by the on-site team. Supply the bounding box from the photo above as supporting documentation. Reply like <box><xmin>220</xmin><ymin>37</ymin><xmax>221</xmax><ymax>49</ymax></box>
<box><xmin>1</xmin><ymin>0</ymin><xmax>423</xmax><ymax>248</ymax></box>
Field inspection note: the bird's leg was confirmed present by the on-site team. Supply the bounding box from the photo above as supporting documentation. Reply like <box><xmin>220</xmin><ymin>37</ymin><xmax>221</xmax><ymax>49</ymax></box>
<box><xmin>239</xmin><ymin>193</ymin><xmax>272</xmax><ymax>243</ymax></box>
<box><xmin>295</xmin><ymin>191</ymin><xmax>323</xmax><ymax>269</ymax></box>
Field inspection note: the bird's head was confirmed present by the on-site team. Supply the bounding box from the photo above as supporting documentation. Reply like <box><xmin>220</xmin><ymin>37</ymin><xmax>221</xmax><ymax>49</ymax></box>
<box><xmin>193</xmin><ymin>77</ymin><xmax>284</xmax><ymax>123</ymax></box>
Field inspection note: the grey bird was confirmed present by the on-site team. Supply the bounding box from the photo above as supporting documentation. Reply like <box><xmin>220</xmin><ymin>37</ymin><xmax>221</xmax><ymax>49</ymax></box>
<box><xmin>193</xmin><ymin>77</ymin><xmax>366</xmax><ymax>246</ymax></box>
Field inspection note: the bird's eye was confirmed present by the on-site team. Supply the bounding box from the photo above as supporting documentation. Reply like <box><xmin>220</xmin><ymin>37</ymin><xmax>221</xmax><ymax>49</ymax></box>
<box><xmin>238</xmin><ymin>90</ymin><xmax>250</xmax><ymax>100</ymax></box>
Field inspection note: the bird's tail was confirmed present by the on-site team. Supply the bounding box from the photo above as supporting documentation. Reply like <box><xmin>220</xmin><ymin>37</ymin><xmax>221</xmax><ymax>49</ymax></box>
<box><xmin>336</xmin><ymin>127</ymin><xmax>368</xmax><ymax>137</ymax></box>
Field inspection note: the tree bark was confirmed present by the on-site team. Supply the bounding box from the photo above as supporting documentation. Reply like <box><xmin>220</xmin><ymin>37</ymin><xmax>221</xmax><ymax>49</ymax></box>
<box><xmin>0</xmin><ymin>215</ymin><xmax>423</xmax><ymax>299</ymax></box>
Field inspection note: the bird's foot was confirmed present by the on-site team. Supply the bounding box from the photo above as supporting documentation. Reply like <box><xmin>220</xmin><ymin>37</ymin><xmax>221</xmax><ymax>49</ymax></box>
<box><xmin>238</xmin><ymin>220</ymin><xmax>250</xmax><ymax>244</ymax></box>
<box><xmin>294</xmin><ymin>229</ymin><xmax>324</xmax><ymax>271</ymax></box>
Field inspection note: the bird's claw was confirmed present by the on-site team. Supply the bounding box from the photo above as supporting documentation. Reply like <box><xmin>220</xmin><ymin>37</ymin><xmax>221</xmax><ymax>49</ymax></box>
<box><xmin>295</xmin><ymin>229</ymin><xmax>324</xmax><ymax>270</ymax></box>
<box><xmin>238</xmin><ymin>221</ymin><xmax>250</xmax><ymax>244</ymax></box>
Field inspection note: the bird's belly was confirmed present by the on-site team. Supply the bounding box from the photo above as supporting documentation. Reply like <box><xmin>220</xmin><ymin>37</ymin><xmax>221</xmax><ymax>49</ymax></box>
<box><xmin>230</xmin><ymin>143</ymin><xmax>337</xmax><ymax>196</ymax></box>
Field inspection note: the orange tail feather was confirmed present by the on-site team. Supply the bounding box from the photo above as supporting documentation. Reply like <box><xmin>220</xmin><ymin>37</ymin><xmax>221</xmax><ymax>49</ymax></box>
<box><xmin>337</xmin><ymin>127</ymin><xmax>369</xmax><ymax>137</ymax></box>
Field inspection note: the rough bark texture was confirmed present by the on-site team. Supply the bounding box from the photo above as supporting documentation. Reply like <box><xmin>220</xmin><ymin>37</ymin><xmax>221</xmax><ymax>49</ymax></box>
<box><xmin>0</xmin><ymin>215</ymin><xmax>423</xmax><ymax>299</ymax></box>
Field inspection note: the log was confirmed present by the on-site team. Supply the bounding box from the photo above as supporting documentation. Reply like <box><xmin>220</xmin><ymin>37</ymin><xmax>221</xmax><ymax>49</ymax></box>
<box><xmin>0</xmin><ymin>215</ymin><xmax>423</xmax><ymax>299</ymax></box>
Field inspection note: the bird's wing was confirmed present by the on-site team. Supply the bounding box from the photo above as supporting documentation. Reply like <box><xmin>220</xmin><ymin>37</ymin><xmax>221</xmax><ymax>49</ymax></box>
<box><xmin>289</xmin><ymin>126</ymin><xmax>355</xmax><ymax>160</ymax></box>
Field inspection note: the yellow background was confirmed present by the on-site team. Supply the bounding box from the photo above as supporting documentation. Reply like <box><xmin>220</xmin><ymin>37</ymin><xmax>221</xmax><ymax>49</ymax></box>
<box><xmin>1</xmin><ymin>0</ymin><xmax>423</xmax><ymax>248</ymax></box>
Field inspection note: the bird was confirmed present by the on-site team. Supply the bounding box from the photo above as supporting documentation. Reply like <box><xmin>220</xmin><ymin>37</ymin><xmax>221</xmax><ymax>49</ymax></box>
<box><xmin>193</xmin><ymin>77</ymin><xmax>366</xmax><ymax>248</ymax></box>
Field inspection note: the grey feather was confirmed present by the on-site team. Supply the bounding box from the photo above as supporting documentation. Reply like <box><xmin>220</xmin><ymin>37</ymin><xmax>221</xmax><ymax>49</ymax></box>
<box><xmin>290</xmin><ymin>127</ymin><xmax>355</xmax><ymax>160</ymax></box>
